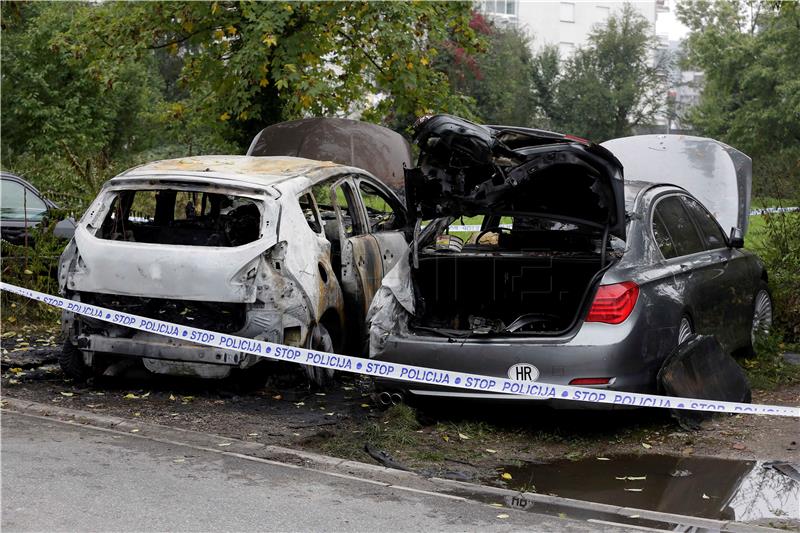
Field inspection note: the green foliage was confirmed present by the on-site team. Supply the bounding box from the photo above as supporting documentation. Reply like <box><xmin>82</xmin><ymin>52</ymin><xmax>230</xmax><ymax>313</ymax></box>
<box><xmin>531</xmin><ymin>5</ymin><xmax>669</xmax><ymax>140</ymax></box>
<box><xmin>444</xmin><ymin>17</ymin><xmax>536</xmax><ymax>126</ymax></box>
<box><xmin>1</xmin><ymin>215</ymin><xmax>66</xmax><ymax>323</ymax></box>
<box><xmin>677</xmin><ymin>0</ymin><xmax>800</xmax><ymax>196</ymax></box>
<box><xmin>744</xmin><ymin>330</ymin><xmax>800</xmax><ymax>390</ymax></box>
<box><xmin>55</xmin><ymin>1</ymin><xmax>484</xmax><ymax>146</ymax></box>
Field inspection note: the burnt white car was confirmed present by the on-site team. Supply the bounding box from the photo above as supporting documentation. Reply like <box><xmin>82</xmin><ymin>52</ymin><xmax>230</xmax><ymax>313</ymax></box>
<box><xmin>367</xmin><ymin>115</ymin><xmax>769</xmax><ymax>405</ymax></box>
<box><xmin>58</xmin><ymin>119</ymin><xmax>411</xmax><ymax>385</ymax></box>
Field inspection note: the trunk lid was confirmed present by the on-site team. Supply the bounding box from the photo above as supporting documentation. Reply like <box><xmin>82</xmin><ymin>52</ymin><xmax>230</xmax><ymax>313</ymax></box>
<box><xmin>404</xmin><ymin>115</ymin><xmax>627</xmax><ymax>240</ymax></box>
<box><xmin>601</xmin><ymin>135</ymin><xmax>752</xmax><ymax>234</ymax></box>
<box><xmin>247</xmin><ymin>118</ymin><xmax>412</xmax><ymax>195</ymax></box>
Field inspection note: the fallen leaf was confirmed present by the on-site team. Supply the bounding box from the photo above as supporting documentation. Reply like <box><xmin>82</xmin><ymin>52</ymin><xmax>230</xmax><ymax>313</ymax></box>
<box><xmin>9</xmin><ymin>367</ymin><xmax>23</xmax><ymax>374</ymax></box>
<box><xmin>60</xmin><ymin>392</ymin><xmax>74</xmax><ymax>397</ymax></box>
<box><xmin>217</xmin><ymin>442</ymin><xmax>231</xmax><ymax>447</ymax></box>
<box><xmin>501</xmin><ymin>472</ymin><xmax>512</xmax><ymax>480</ymax></box>
<box><xmin>173</xmin><ymin>458</ymin><xmax>186</xmax><ymax>463</ymax></box>
<box><xmin>627</xmin><ymin>476</ymin><xmax>647</xmax><ymax>481</ymax></box>
<box><xmin>86</xmin><ymin>404</ymin><xmax>101</xmax><ymax>408</ymax></box>
<box><xmin>624</xmin><ymin>488</ymin><xmax>643</xmax><ymax>492</ymax></box>
<box><xmin>732</xmin><ymin>443</ymin><xmax>746</xmax><ymax>450</ymax></box>
<box><xmin>141</xmin><ymin>392</ymin><xmax>150</xmax><ymax>398</ymax></box>
<box><xmin>596</xmin><ymin>457</ymin><xmax>610</xmax><ymax>461</ymax></box>
<box><xmin>682</xmin><ymin>447</ymin><xmax>694</xmax><ymax>455</ymax></box>
<box><xmin>294</xmin><ymin>402</ymin><xmax>305</xmax><ymax>407</ymax></box>
<box><xmin>489</xmin><ymin>503</ymin><xmax>504</xmax><ymax>508</ymax></box>
<box><xmin>485</xmin><ymin>449</ymin><xmax>497</xmax><ymax>454</ymax></box>
<box><xmin>272</xmin><ymin>394</ymin><xmax>282</xmax><ymax>400</ymax></box>
<box><xmin>248</xmin><ymin>433</ymin><xmax>259</xmax><ymax>437</ymax></box>
<box><xmin>8</xmin><ymin>379</ymin><xmax>19</xmax><ymax>384</ymax></box>
<box><xmin>315</xmin><ymin>392</ymin><xmax>326</xmax><ymax>396</ymax></box>
<box><xmin>641</xmin><ymin>442</ymin><xmax>652</xmax><ymax>449</ymax></box>
<box><xmin>325</xmin><ymin>412</ymin><xmax>335</xmax><ymax>416</ymax></box>
<box><xmin>123</xmin><ymin>393</ymin><xmax>139</xmax><ymax>399</ymax></box>
<box><xmin>130</xmin><ymin>429</ymin><xmax>140</xmax><ymax>433</ymax></box>
<box><xmin>133</xmin><ymin>412</ymin><xmax>141</xmax><ymax>417</ymax></box>
<box><xmin>23</xmin><ymin>269</ymin><xmax>33</xmax><ymax>275</ymax></box>
<box><xmin>442</xmin><ymin>434</ymin><xmax>450</xmax><ymax>442</ymax></box>
<box><xmin>360</xmin><ymin>403</ymin><xmax>370</xmax><ymax>408</ymax></box>
<box><xmin>702</xmin><ymin>493</ymin><xmax>710</xmax><ymax>500</ymax></box>
<box><xmin>496</xmin><ymin>514</ymin><xmax>509</xmax><ymax>519</ymax></box>
<box><xmin>169</xmin><ymin>394</ymin><xmax>176</xmax><ymax>401</ymax></box>
<box><xmin>182</xmin><ymin>396</ymin><xmax>194</xmax><ymax>402</ymax></box>
<box><xmin>458</xmin><ymin>433</ymin><xmax>471</xmax><ymax>440</ymax></box>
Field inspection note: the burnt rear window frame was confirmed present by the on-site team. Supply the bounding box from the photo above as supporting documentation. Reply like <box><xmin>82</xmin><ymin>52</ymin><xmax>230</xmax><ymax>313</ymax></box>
<box><xmin>90</xmin><ymin>184</ymin><xmax>267</xmax><ymax>248</ymax></box>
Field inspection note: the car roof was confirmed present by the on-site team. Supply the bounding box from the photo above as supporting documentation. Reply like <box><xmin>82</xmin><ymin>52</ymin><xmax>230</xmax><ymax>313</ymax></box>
<box><xmin>115</xmin><ymin>155</ymin><xmax>348</xmax><ymax>188</ymax></box>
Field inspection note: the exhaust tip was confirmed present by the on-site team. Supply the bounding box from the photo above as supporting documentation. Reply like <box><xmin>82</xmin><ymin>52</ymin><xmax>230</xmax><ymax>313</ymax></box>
<box><xmin>378</xmin><ymin>392</ymin><xmax>392</xmax><ymax>406</ymax></box>
<box><xmin>390</xmin><ymin>392</ymin><xmax>404</xmax><ymax>405</ymax></box>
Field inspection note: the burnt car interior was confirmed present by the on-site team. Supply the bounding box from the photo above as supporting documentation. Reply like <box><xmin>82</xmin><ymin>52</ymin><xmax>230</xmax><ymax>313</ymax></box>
<box><xmin>406</xmin><ymin>115</ymin><xmax>625</xmax><ymax>336</ymax></box>
<box><xmin>97</xmin><ymin>189</ymin><xmax>262</xmax><ymax>247</ymax></box>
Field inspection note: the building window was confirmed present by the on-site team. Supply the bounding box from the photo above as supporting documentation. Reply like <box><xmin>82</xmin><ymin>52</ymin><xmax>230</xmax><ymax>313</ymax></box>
<box><xmin>482</xmin><ymin>0</ymin><xmax>517</xmax><ymax>17</ymax></box>
<box><xmin>559</xmin><ymin>42</ymin><xmax>575</xmax><ymax>58</ymax></box>
<box><xmin>560</xmin><ymin>2</ymin><xmax>575</xmax><ymax>23</ymax></box>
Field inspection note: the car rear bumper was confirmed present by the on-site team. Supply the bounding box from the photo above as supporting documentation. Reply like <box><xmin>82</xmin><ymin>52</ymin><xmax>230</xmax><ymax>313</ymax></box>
<box><xmin>371</xmin><ymin>316</ymin><xmax>661</xmax><ymax>407</ymax></box>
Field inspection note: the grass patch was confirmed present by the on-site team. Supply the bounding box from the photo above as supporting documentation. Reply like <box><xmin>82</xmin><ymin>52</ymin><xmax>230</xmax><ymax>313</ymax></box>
<box><xmin>741</xmin><ymin>332</ymin><xmax>800</xmax><ymax>390</ymax></box>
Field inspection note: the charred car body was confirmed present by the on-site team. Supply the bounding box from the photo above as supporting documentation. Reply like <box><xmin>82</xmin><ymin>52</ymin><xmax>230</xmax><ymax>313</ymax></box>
<box><xmin>58</xmin><ymin>119</ymin><xmax>411</xmax><ymax>384</ymax></box>
<box><xmin>368</xmin><ymin>115</ymin><xmax>770</xmax><ymax>404</ymax></box>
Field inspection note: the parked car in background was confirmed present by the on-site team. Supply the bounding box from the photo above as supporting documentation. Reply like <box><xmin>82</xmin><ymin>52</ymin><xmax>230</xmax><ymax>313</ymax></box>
<box><xmin>58</xmin><ymin>119</ymin><xmax>411</xmax><ymax>385</ymax></box>
<box><xmin>367</xmin><ymin>115</ymin><xmax>770</xmax><ymax>406</ymax></box>
<box><xmin>1</xmin><ymin>172</ymin><xmax>77</xmax><ymax>246</ymax></box>
<box><xmin>1</xmin><ymin>172</ymin><xmax>56</xmax><ymax>245</ymax></box>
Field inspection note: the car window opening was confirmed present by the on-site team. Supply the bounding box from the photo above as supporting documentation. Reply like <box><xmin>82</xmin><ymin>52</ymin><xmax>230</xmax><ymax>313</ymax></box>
<box><xmin>97</xmin><ymin>189</ymin><xmax>262</xmax><ymax>247</ymax></box>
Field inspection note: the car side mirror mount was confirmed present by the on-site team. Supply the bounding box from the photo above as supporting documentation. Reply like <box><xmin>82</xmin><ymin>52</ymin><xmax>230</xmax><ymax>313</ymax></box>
<box><xmin>53</xmin><ymin>217</ymin><xmax>77</xmax><ymax>240</ymax></box>
<box><xmin>728</xmin><ymin>227</ymin><xmax>744</xmax><ymax>249</ymax></box>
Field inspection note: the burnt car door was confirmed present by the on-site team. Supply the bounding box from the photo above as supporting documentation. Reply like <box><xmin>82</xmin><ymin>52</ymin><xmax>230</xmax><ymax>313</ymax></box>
<box><xmin>652</xmin><ymin>194</ymin><xmax>737</xmax><ymax>351</ymax></box>
<box><xmin>680</xmin><ymin>195</ymin><xmax>754</xmax><ymax>350</ymax></box>
<box><xmin>319</xmin><ymin>177</ymin><xmax>384</xmax><ymax>349</ymax></box>
<box><xmin>354</xmin><ymin>176</ymin><xmax>408</xmax><ymax>275</ymax></box>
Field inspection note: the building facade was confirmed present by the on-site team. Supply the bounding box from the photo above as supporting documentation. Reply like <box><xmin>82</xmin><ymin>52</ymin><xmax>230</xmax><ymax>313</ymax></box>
<box><xmin>480</xmin><ymin>0</ymin><xmax>667</xmax><ymax>58</ymax></box>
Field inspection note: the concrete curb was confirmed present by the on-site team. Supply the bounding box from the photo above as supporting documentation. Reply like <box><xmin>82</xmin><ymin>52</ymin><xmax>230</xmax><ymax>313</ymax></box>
<box><xmin>1</xmin><ymin>397</ymin><xmax>782</xmax><ymax>533</ymax></box>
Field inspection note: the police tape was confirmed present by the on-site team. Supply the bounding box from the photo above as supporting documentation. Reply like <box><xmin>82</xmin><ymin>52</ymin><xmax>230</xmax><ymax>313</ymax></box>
<box><xmin>2</xmin><ymin>281</ymin><xmax>798</xmax><ymax>417</ymax></box>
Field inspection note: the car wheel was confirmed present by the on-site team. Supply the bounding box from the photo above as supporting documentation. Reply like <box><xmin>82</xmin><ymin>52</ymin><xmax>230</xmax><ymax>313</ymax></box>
<box><xmin>303</xmin><ymin>323</ymin><xmax>336</xmax><ymax>388</ymax></box>
<box><xmin>750</xmin><ymin>284</ymin><xmax>773</xmax><ymax>346</ymax></box>
<box><xmin>59</xmin><ymin>340</ymin><xmax>92</xmax><ymax>381</ymax></box>
<box><xmin>677</xmin><ymin>316</ymin><xmax>694</xmax><ymax>345</ymax></box>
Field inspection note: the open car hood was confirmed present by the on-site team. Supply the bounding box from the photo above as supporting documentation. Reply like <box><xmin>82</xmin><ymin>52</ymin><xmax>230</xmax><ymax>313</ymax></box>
<box><xmin>601</xmin><ymin>135</ymin><xmax>752</xmax><ymax>234</ymax></box>
<box><xmin>404</xmin><ymin>115</ymin><xmax>627</xmax><ymax>240</ymax></box>
<box><xmin>247</xmin><ymin>117</ymin><xmax>412</xmax><ymax>194</ymax></box>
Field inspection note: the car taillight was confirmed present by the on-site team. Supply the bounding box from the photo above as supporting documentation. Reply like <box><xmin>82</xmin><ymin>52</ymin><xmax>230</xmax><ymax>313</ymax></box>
<box><xmin>586</xmin><ymin>281</ymin><xmax>639</xmax><ymax>324</ymax></box>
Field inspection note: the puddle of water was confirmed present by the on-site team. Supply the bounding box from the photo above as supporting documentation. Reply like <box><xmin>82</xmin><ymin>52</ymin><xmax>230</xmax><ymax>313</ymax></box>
<box><xmin>488</xmin><ymin>454</ymin><xmax>799</xmax><ymax>523</ymax></box>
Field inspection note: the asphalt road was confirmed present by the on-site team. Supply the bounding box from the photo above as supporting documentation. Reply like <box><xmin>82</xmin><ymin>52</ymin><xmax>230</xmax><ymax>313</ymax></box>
<box><xmin>1</xmin><ymin>412</ymin><xmax>610</xmax><ymax>532</ymax></box>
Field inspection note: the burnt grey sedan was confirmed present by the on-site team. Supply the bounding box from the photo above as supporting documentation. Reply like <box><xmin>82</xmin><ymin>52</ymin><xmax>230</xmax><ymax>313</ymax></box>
<box><xmin>367</xmin><ymin>115</ymin><xmax>771</xmax><ymax>405</ymax></box>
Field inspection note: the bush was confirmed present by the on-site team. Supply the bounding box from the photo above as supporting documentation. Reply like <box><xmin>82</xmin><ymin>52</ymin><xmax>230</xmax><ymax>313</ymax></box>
<box><xmin>1</xmin><ymin>215</ymin><xmax>66</xmax><ymax>325</ymax></box>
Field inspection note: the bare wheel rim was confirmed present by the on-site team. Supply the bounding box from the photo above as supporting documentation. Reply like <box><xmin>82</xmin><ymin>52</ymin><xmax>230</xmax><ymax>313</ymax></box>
<box><xmin>678</xmin><ymin>317</ymin><xmax>693</xmax><ymax>345</ymax></box>
<box><xmin>751</xmin><ymin>289</ymin><xmax>773</xmax><ymax>345</ymax></box>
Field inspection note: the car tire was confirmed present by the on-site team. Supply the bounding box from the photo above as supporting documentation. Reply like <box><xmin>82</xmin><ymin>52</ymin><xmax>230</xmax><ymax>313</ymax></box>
<box><xmin>303</xmin><ymin>323</ymin><xmax>336</xmax><ymax>389</ymax></box>
<box><xmin>750</xmin><ymin>282</ymin><xmax>773</xmax><ymax>346</ymax></box>
<box><xmin>677</xmin><ymin>315</ymin><xmax>694</xmax><ymax>345</ymax></box>
<box><xmin>59</xmin><ymin>340</ymin><xmax>92</xmax><ymax>382</ymax></box>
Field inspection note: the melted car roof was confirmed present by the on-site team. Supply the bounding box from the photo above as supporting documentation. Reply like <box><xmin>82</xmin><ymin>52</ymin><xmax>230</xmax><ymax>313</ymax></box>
<box><xmin>117</xmin><ymin>155</ymin><xmax>342</xmax><ymax>186</ymax></box>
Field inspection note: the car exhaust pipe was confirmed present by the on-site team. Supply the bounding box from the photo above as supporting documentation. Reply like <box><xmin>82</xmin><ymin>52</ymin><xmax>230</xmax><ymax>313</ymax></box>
<box><xmin>390</xmin><ymin>392</ymin><xmax>404</xmax><ymax>405</ymax></box>
<box><xmin>378</xmin><ymin>392</ymin><xmax>392</xmax><ymax>406</ymax></box>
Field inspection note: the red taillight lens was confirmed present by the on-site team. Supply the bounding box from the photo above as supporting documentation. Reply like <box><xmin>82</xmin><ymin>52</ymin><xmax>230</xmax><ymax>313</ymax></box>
<box><xmin>586</xmin><ymin>281</ymin><xmax>639</xmax><ymax>324</ymax></box>
<box><xmin>569</xmin><ymin>378</ymin><xmax>611</xmax><ymax>386</ymax></box>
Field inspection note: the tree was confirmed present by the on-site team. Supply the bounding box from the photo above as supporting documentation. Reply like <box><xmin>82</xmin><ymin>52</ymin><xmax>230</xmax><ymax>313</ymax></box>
<box><xmin>444</xmin><ymin>16</ymin><xmax>537</xmax><ymax>126</ymax></box>
<box><xmin>531</xmin><ymin>4</ymin><xmax>669</xmax><ymax>141</ymax></box>
<box><xmin>677</xmin><ymin>0</ymin><xmax>800</xmax><ymax>192</ymax></box>
<box><xmin>55</xmin><ymin>1</ymin><xmax>485</xmax><ymax>148</ymax></box>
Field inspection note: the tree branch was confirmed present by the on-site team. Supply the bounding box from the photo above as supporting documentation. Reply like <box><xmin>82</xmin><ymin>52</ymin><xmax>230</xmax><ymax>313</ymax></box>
<box><xmin>337</xmin><ymin>29</ymin><xmax>385</xmax><ymax>74</ymax></box>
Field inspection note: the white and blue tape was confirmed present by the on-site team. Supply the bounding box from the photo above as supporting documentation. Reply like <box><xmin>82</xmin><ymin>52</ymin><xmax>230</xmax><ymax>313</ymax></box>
<box><xmin>2</xmin><ymin>281</ymin><xmax>798</xmax><ymax>417</ymax></box>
